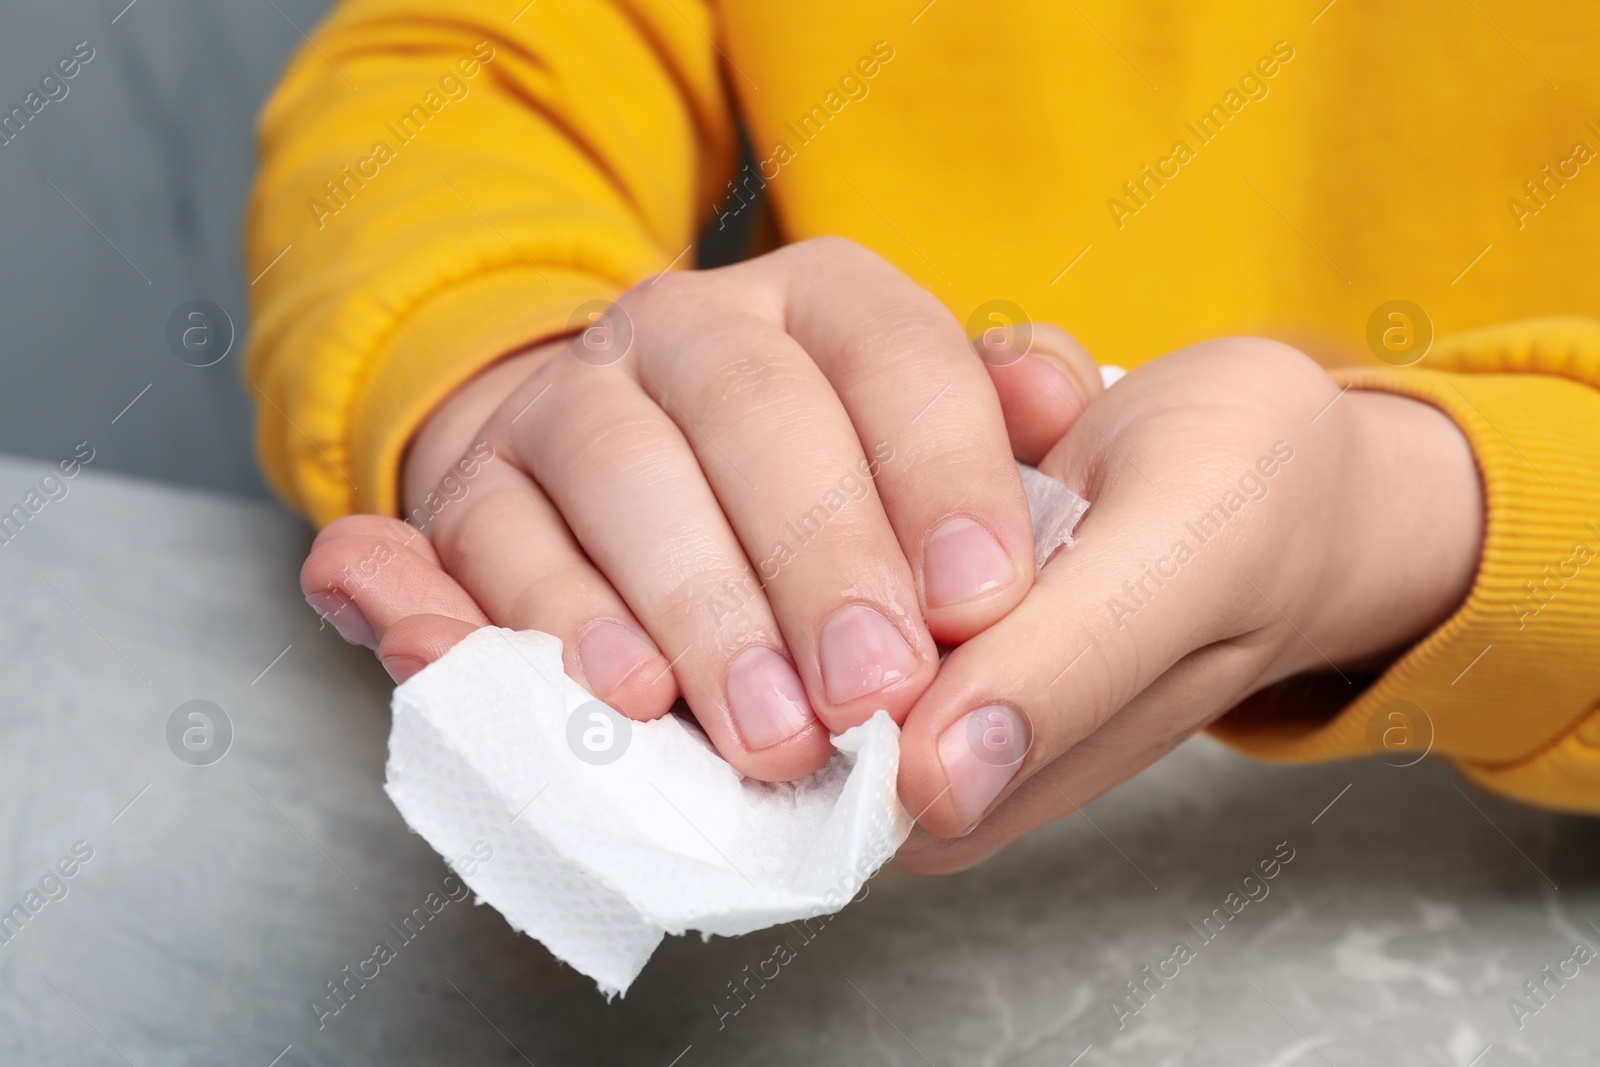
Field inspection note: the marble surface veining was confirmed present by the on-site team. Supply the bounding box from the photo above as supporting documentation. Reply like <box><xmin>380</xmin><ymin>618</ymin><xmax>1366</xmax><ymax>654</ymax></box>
<box><xmin>0</xmin><ymin>456</ymin><xmax>1595</xmax><ymax>1066</ymax></box>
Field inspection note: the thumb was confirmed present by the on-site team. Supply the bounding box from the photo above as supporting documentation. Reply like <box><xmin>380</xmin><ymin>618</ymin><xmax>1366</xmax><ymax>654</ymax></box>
<box><xmin>974</xmin><ymin>322</ymin><xmax>1105</xmax><ymax>465</ymax></box>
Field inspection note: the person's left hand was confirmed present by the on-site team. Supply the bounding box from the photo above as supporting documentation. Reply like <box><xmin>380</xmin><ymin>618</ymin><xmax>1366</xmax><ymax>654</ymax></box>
<box><xmin>895</xmin><ymin>333</ymin><xmax>1484</xmax><ymax>872</ymax></box>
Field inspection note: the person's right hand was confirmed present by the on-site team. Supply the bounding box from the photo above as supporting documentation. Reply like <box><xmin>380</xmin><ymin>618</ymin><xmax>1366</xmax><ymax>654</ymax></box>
<box><xmin>300</xmin><ymin>237</ymin><xmax>1104</xmax><ymax>783</ymax></box>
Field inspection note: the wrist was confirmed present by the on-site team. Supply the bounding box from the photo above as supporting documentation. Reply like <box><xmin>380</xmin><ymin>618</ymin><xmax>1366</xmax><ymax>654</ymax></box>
<box><xmin>1312</xmin><ymin>389</ymin><xmax>1484</xmax><ymax>669</ymax></box>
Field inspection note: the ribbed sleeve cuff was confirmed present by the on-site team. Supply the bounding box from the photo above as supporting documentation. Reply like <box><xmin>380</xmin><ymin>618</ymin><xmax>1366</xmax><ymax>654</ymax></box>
<box><xmin>338</xmin><ymin>267</ymin><xmax>618</xmax><ymax>524</ymax></box>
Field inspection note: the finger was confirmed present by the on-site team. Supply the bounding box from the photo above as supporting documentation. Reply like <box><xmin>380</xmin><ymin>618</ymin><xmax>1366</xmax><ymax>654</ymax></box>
<box><xmin>977</xmin><ymin>323</ymin><xmax>1105</xmax><ymax>465</ymax></box>
<box><xmin>501</xmin><ymin>362</ymin><xmax>834</xmax><ymax>781</ymax></box>
<box><xmin>376</xmin><ymin>613</ymin><xmax>485</xmax><ymax>685</ymax></box>
<box><xmin>428</xmin><ymin>459</ymin><xmax>680</xmax><ymax>722</ymax></box>
<box><xmin>624</xmin><ymin>283</ymin><xmax>937</xmax><ymax>733</ymax></box>
<box><xmin>301</xmin><ymin>525</ymin><xmax>488</xmax><ymax>653</ymax></box>
<box><xmin>896</xmin><ymin>639</ymin><xmax>1263</xmax><ymax>874</ymax></box>
<box><xmin>311</xmin><ymin>513</ymin><xmax>441</xmax><ymax>567</ymax></box>
<box><xmin>772</xmin><ymin>238</ymin><xmax>1038</xmax><ymax>644</ymax></box>
<box><xmin>896</xmin><ymin>462</ymin><xmax>1261</xmax><ymax>839</ymax></box>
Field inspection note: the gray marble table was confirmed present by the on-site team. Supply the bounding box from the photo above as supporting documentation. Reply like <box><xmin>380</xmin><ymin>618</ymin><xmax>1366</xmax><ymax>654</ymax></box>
<box><xmin>0</xmin><ymin>454</ymin><xmax>1595</xmax><ymax>1066</ymax></box>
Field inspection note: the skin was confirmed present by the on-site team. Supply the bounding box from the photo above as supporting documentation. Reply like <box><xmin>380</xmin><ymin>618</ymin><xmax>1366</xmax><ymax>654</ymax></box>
<box><xmin>302</xmin><ymin>237</ymin><xmax>1483</xmax><ymax>872</ymax></box>
<box><xmin>306</xmin><ymin>238</ymin><xmax>1050</xmax><ymax>783</ymax></box>
<box><xmin>896</xmin><ymin>334</ymin><xmax>1481</xmax><ymax>872</ymax></box>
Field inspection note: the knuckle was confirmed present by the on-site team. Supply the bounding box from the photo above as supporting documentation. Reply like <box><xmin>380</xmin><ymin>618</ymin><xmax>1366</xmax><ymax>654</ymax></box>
<box><xmin>564</xmin><ymin>410</ymin><xmax>682</xmax><ymax>484</ymax></box>
<box><xmin>622</xmin><ymin>269</ymin><xmax>701</xmax><ymax>319</ymax></box>
<box><xmin>658</xmin><ymin>567</ymin><xmax>767</xmax><ymax>647</ymax></box>
<box><xmin>1237</xmin><ymin>337</ymin><xmax>1323</xmax><ymax>383</ymax></box>
<box><xmin>791</xmin><ymin>233</ymin><xmax>875</xmax><ymax>265</ymax></box>
<box><xmin>1028</xmin><ymin>629</ymin><xmax>1129</xmax><ymax>741</ymax></box>
<box><xmin>529</xmin><ymin>374</ymin><xmax>673</xmax><ymax>471</ymax></box>
<box><xmin>777</xmin><ymin>236</ymin><xmax>906</xmax><ymax>290</ymax></box>
<box><xmin>655</xmin><ymin>578</ymin><xmax>710</xmax><ymax>628</ymax></box>
<box><xmin>836</xmin><ymin>306</ymin><xmax>958</xmax><ymax>386</ymax></box>
<box><xmin>307</xmin><ymin>534</ymin><xmax>407</xmax><ymax>591</ymax></box>
<box><xmin>505</xmin><ymin>576</ymin><xmax>568</xmax><ymax>629</ymax></box>
<box><xmin>1188</xmin><ymin>335</ymin><xmax>1323</xmax><ymax>382</ymax></box>
<box><xmin>430</xmin><ymin>486</ymin><xmax>529</xmax><ymax>569</ymax></box>
<box><xmin>688</xmin><ymin>343</ymin><xmax>809</xmax><ymax>422</ymax></box>
<box><xmin>319</xmin><ymin>514</ymin><xmax>378</xmax><ymax>540</ymax></box>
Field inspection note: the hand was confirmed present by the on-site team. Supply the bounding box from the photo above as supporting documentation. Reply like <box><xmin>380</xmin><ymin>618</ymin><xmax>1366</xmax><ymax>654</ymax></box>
<box><xmin>300</xmin><ymin>238</ymin><xmax>1101</xmax><ymax>783</ymax></box>
<box><xmin>895</xmin><ymin>335</ymin><xmax>1483</xmax><ymax>872</ymax></box>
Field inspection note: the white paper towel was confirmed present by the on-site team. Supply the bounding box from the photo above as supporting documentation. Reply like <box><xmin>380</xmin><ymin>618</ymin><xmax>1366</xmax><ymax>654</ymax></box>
<box><xmin>384</xmin><ymin>463</ymin><xmax>1089</xmax><ymax>996</ymax></box>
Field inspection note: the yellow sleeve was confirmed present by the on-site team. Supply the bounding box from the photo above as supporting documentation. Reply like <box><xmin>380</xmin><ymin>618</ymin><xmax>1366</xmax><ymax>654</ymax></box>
<box><xmin>243</xmin><ymin>0</ymin><xmax>733</xmax><ymax>525</ymax></box>
<box><xmin>1213</xmin><ymin>317</ymin><xmax>1600</xmax><ymax>813</ymax></box>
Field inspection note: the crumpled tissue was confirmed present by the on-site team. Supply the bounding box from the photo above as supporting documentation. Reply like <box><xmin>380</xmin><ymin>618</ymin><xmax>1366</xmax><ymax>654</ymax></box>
<box><xmin>384</xmin><ymin>464</ymin><xmax>1089</xmax><ymax>996</ymax></box>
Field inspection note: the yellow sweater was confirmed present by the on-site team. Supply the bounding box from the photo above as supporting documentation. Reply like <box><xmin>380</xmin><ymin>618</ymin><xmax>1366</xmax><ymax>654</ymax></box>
<box><xmin>246</xmin><ymin>0</ymin><xmax>1600</xmax><ymax>811</ymax></box>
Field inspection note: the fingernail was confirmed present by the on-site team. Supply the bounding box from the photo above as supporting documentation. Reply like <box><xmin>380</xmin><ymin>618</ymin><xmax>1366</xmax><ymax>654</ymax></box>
<box><xmin>923</xmin><ymin>518</ymin><xmax>1016</xmax><ymax>608</ymax></box>
<box><xmin>1028</xmin><ymin>354</ymin><xmax>1086</xmax><ymax>411</ymax></box>
<box><xmin>382</xmin><ymin>655</ymin><xmax>425</xmax><ymax>684</ymax></box>
<box><xmin>938</xmin><ymin>705</ymin><xmax>1029</xmax><ymax>825</ymax></box>
<box><xmin>305</xmin><ymin>590</ymin><xmax>377</xmax><ymax>649</ymax></box>
<box><xmin>819</xmin><ymin>604</ymin><xmax>919</xmax><ymax>704</ymax></box>
<box><xmin>578</xmin><ymin>622</ymin><xmax>658</xmax><ymax>696</ymax></box>
<box><xmin>727</xmin><ymin>646</ymin><xmax>816</xmax><ymax>750</ymax></box>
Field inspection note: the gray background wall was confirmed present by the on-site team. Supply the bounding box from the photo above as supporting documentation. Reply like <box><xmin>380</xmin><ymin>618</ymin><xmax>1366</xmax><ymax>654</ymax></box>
<box><xmin>0</xmin><ymin>0</ymin><xmax>756</xmax><ymax>510</ymax></box>
<box><xmin>0</xmin><ymin>0</ymin><xmax>334</xmax><ymax>504</ymax></box>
